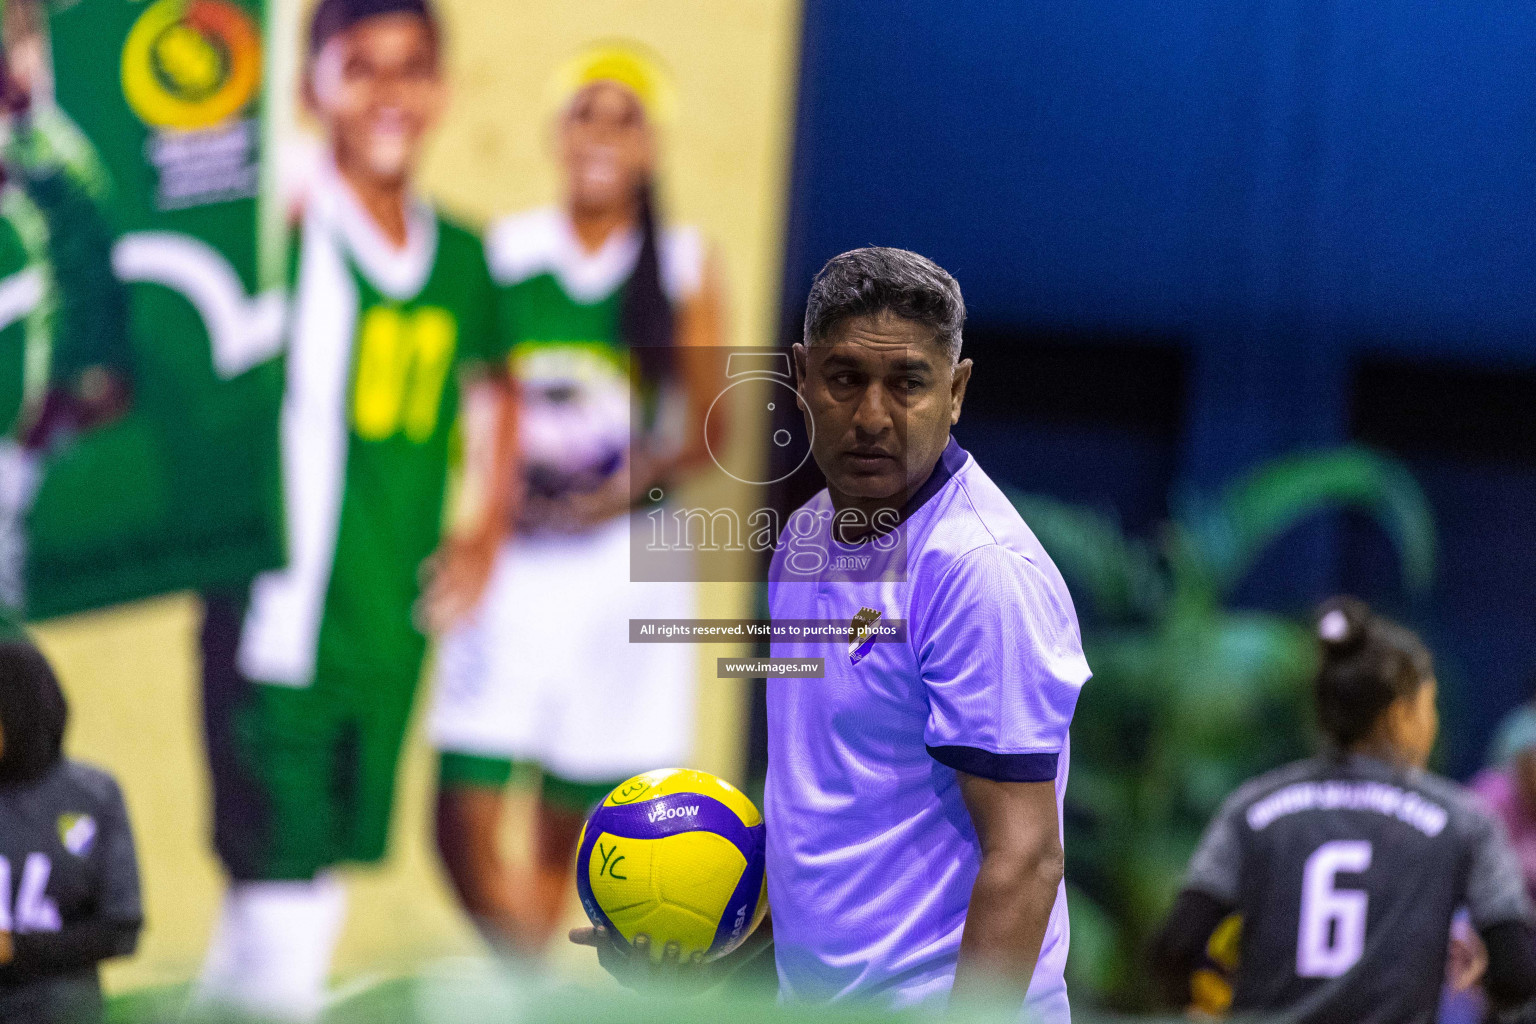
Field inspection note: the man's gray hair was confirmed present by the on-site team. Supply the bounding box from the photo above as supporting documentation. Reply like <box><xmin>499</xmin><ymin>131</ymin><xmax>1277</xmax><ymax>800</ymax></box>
<box><xmin>803</xmin><ymin>247</ymin><xmax>966</xmax><ymax>363</ymax></box>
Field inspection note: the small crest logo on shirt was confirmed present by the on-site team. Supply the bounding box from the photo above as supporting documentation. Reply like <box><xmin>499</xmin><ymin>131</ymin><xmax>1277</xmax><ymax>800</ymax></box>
<box><xmin>848</xmin><ymin>607</ymin><xmax>882</xmax><ymax>665</ymax></box>
<box><xmin>58</xmin><ymin>813</ymin><xmax>97</xmax><ymax>857</ymax></box>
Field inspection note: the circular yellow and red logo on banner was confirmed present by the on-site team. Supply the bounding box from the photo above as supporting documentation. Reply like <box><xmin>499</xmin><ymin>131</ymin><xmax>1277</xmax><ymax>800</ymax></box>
<box><xmin>122</xmin><ymin>0</ymin><xmax>262</xmax><ymax>131</ymax></box>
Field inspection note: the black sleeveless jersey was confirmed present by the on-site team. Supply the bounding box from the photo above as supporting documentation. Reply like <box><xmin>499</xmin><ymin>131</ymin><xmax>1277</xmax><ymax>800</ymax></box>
<box><xmin>1184</xmin><ymin>753</ymin><xmax>1530</xmax><ymax>1024</ymax></box>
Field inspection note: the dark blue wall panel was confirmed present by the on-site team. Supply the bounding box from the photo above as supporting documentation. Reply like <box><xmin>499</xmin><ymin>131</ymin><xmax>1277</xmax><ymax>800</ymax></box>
<box><xmin>783</xmin><ymin>0</ymin><xmax>1536</xmax><ymax>775</ymax></box>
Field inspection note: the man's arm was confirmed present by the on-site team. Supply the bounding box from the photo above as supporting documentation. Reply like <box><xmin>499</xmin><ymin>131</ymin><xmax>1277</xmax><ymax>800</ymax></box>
<box><xmin>568</xmin><ymin>909</ymin><xmax>773</xmax><ymax>993</ymax></box>
<box><xmin>951</xmin><ymin>772</ymin><xmax>1064</xmax><ymax>1009</ymax></box>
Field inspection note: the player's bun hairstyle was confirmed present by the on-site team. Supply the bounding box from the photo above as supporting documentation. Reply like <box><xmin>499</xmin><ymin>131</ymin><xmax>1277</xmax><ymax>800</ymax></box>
<box><xmin>1314</xmin><ymin>596</ymin><xmax>1432</xmax><ymax>749</ymax></box>
<box><xmin>0</xmin><ymin>639</ymin><xmax>68</xmax><ymax>786</ymax></box>
<box><xmin>308</xmin><ymin>0</ymin><xmax>440</xmax><ymax>60</ymax></box>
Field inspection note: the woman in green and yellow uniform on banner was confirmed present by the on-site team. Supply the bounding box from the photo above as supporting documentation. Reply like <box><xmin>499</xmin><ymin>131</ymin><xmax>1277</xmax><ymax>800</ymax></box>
<box><xmin>428</xmin><ymin>43</ymin><xmax>730</xmax><ymax>958</ymax></box>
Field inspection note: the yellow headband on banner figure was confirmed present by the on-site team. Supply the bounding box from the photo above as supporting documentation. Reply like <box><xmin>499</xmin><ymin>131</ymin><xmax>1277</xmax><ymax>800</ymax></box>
<box><xmin>548</xmin><ymin>41</ymin><xmax>676</xmax><ymax>128</ymax></box>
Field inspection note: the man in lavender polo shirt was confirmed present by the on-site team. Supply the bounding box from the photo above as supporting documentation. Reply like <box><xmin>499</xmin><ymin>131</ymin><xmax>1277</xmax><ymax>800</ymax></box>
<box><xmin>574</xmin><ymin>247</ymin><xmax>1087</xmax><ymax>1021</ymax></box>
<box><xmin>765</xmin><ymin>247</ymin><xmax>1089</xmax><ymax>1021</ymax></box>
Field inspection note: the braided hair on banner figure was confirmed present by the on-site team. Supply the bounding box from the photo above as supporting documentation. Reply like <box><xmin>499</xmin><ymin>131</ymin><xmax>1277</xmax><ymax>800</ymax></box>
<box><xmin>621</xmin><ymin>179</ymin><xmax>677</xmax><ymax>387</ymax></box>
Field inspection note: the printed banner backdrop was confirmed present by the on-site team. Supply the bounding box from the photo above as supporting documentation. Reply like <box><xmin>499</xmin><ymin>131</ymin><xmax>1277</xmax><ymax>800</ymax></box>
<box><xmin>27</xmin><ymin>0</ymin><xmax>802</xmax><ymax>995</ymax></box>
<box><xmin>15</xmin><ymin>0</ymin><xmax>284</xmax><ymax>619</ymax></box>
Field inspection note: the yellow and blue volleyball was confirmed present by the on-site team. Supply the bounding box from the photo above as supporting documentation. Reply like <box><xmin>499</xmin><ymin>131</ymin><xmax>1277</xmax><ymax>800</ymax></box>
<box><xmin>576</xmin><ymin>768</ymin><xmax>768</xmax><ymax>963</ymax></box>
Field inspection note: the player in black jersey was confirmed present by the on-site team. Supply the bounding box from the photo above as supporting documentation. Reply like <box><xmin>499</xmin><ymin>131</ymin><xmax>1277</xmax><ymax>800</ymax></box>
<box><xmin>0</xmin><ymin>640</ymin><xmax>141</xmax><ymax>1024</ymax></box>
<box><xmin>1150</xmin><ymin>597</ymin><xmax>1536</xmax><ymax>1024</ymax></box>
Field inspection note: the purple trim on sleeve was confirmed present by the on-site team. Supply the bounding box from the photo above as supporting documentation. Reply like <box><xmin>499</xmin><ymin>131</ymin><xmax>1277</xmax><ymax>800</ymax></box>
<box><xmin>927</xmin><ymin>744</ymin><xmax>1059</xmax><ymax>782</ymax></box>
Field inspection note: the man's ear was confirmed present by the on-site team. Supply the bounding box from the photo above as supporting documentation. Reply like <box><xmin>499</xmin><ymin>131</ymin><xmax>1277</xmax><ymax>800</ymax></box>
<box><xmin>792</xmin><ymin>343</ymin><xmax>809</xmax><ymax>412</ymax></box>
<box><xmin>950</xmin><ymin>357</ymin><xmax>973</xmax><ymax>425</ymax></box>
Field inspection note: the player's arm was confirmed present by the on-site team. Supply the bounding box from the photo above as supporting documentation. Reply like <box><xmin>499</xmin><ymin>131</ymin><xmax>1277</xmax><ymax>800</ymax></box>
<box><xmin>1146</xmin><ymin>888</ymin><xmax>1237</xmax><ymax>1006</ymax></box>
<box><xmin>422</xmin><ymin>369</ymin><xmax>519</xmax><ymax>631</ymax></box>
<box><xmin>420</xmin><ymin>227</ymin><xmax>525</xmax><ymax>629</ymax></box>
<box><xmin>0</xmin><ymin>917</ymin><xmax>140</xmax><ymax>983</ymax></box>
<box><xmin>1148</xmin><ymin>787</ymin><xmax>1245</xmax><ymax>1009</ymax></box>
<box><xmin>1479</xmin><ymin>921</ymin><xmax>1536</xmax><ymax>1008</ymax></box>
<box><xmin>1463</xmin><ymin>808</ymin><xmax>1536</xmax><ymax>1010</ymax></box>
<box><xmin>951</xmin><ymin>773</ymin><xmax>1064</xmax><ymax>1008</ymax></box>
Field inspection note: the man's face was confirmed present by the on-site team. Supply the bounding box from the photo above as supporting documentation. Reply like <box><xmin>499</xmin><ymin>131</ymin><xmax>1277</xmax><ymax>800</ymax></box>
<box><xmin>559</xmin><ymin>82</ymin><xmax>654</xmax><ymax>215</ymax></box>
<box><xmin>793</xmin><ymin>312</ymin><xmax>971</xmax><ymax>507</ymax></box>
<box><xmin>308</xmin><ymin>14</ymin><xmax>443</xmax><ymax>185</ymax></box>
